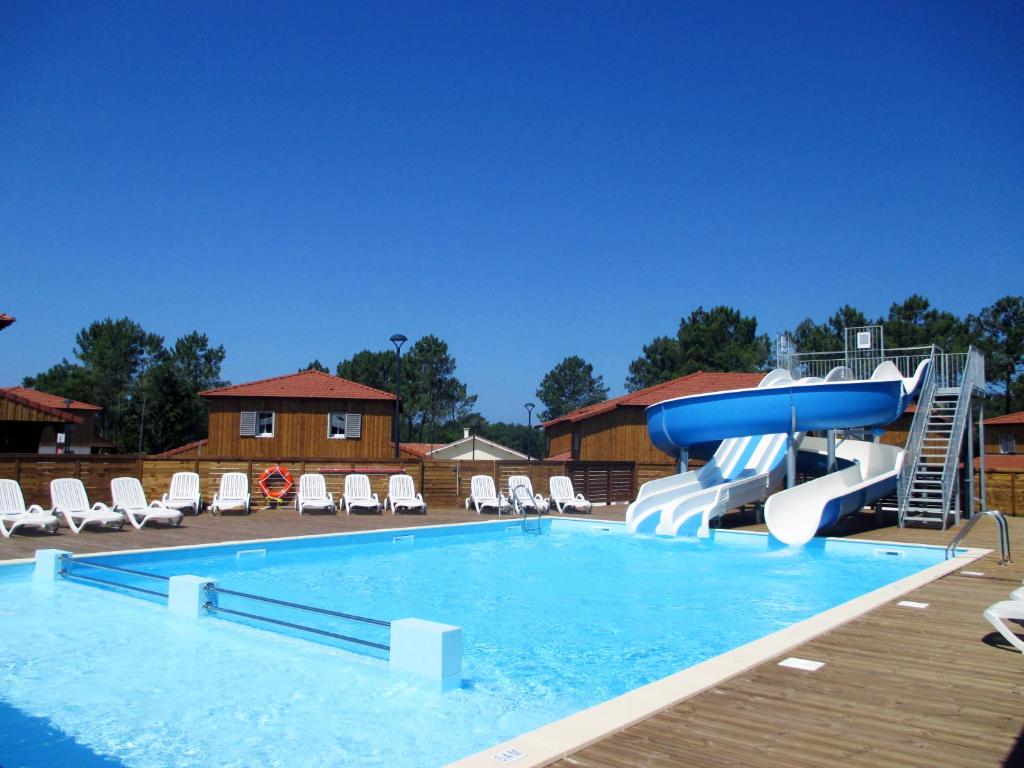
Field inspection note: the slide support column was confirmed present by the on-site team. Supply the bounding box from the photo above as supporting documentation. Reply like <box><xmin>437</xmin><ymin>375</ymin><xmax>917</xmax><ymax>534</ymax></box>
<box><xmin>826</xmin><ymin>430</ymin><xmax>837</xmax><ymax>474</ymax></box>
<box><xmin>786</xmin><ymin>404</ymin><xmax>797</xmax><ymax>489</ymax></box>
<box><xmin>677</xmin><ymin>448</ymin><xmax>689</xmax><ymax>475</ymax></box>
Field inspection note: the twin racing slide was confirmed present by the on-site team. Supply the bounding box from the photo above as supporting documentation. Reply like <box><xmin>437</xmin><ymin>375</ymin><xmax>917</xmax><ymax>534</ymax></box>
<box><xmin>626</xmin><ymin>360</ymin><xmax>927</xmax><ymax>545</ymax></box>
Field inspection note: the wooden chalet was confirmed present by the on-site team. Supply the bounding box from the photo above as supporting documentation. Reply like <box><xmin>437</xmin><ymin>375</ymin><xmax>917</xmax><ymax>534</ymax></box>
<box><xmin>984</xmin><ymin>410</ymin><xmax>1024</xmax><ymax>455</ymax></box>
<box><xmin>200</xmin><ymin>370</ymin><xmax>397</xmax><ymax>458</ymax></box>
<box><xmin>543</xmin><ymin>371</ymin><xmax>765</xmax><ymax>464</ymax></box>
<box><xmin>0</xmin><ymin>387</ymin><xmax>115</xmax><ymax>454</ymax></box>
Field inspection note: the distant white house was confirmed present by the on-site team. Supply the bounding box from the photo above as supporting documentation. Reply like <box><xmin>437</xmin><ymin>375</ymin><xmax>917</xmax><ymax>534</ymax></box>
<box><xmin>402</xmin><ymin>429</ymin><xmax>528</xmax><ymax>461</ymax></box>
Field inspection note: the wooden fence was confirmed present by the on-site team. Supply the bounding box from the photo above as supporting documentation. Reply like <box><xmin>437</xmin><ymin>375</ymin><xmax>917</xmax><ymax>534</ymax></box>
<box><xmin>6</xmin><ymin>453</ymin><xmax>1021</xmax><ymax>516</ymax></box>
<box><xmin>0</xmin><ymin>455</ymin><xmax>664</xmax><ymax>510</ymax></box>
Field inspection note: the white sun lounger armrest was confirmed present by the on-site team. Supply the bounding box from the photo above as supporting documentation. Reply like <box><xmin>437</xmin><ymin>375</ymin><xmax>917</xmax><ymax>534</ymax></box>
<box><xmin>26</xmin><ymin>504</ymin><xmax>49</xmax><ymax>515</ymax></box>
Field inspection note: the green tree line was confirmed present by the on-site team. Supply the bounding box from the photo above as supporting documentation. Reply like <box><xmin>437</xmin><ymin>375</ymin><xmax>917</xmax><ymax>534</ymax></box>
<box><xmin>626</xmin><ymin>295</ymin><xmax>1024</xmax><ymax>415</ymax></box>
<box><xmin>22</xmin><ymin>295</ymin><xmax>1023</xmax><ymax>454</ymax></box>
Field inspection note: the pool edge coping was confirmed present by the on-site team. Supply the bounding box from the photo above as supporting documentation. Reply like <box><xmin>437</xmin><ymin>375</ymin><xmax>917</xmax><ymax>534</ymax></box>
<box><xmin>446</xmin><ymin>540</ymin><xmax>990</xmax><ymax>768</ymax></box>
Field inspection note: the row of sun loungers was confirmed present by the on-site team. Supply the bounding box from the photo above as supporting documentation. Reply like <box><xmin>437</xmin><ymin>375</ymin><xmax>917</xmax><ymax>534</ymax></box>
<box><xmin>465</xmin><ymin>474</ymin><xmax>592</xmax><ymax>515</ymax></box>
<box><xmin>1</xmin><ymin>472</ymin><xmax>593</xmax><ymax>538</ymax></box>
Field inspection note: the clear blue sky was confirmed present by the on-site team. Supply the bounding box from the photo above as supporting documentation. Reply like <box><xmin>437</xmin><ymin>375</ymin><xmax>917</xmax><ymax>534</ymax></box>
<box><xmin>2</xmin><ymin>1</ymin><xmax>1022</xmax><ymax>423</ymax></box>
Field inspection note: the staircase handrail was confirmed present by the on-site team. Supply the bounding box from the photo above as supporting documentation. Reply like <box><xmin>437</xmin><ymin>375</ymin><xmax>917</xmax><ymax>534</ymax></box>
<box><xmin>898</xmin><ymin>346</ymin><xmax>939</xmax><ymax>524</ymax></box>
<box><xmin>938</xmin><ymin>347</ymin><xmax>986</xmax><ymax>519</ymax></box>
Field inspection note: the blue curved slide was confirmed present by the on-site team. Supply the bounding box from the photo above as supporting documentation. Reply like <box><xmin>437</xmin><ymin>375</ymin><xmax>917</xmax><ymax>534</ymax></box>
<box><xmin>646</xmin><ymin>360</ymin><xmax>928</xmax><ymax>452</ymax></box>
<box><xmin>629</xmin><ymin>360</ymin><xmax>927</xmax><ymax>543</ymax></box>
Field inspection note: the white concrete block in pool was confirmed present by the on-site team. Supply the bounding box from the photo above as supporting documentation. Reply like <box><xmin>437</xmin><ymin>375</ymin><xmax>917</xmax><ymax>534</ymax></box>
<box><xmin>390</xmin><ymin>617</ymin><xmax>462</xmax><ymax>691</ymax></box>
<box><xmin>34</xmin><ymin>549</ymin><xmax>72</xmax><ymax>583</ymax></box>
<box><xmin>168</xmin><ymin>575</ymin><xmax>218</xmax><ymax>620</ymax></box>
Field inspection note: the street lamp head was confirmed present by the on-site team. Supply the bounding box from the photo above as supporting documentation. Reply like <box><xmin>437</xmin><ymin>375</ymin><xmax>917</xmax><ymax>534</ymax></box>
<box><xmin>525</xmin><ymin>402</ymin><xmax>535</xmax><ymax>415</ymax></box>
<box><xmin>390</xmin><ymin>333</ymin><xmax>408</xmax><ymax>351</ymax></box>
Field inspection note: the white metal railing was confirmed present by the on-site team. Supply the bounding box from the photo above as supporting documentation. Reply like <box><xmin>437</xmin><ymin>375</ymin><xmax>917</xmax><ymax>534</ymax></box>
<box><xmin>897</xmin><ymin>347</ymin><xmax>939</xmax><ymax>524</ymax></box>
<box><xmin>937</xmin><ymin>347</ymin><xmax>986</xmax><ymax>522</ymax></box>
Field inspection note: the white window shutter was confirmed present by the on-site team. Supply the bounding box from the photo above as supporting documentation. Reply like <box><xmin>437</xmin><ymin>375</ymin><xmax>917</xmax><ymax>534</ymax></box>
<box><xmin>346</xmin><ymin>413</ymin><xmax>361</xmax><ymax>439</ymax></box>
<box><xmin>240</xmin><ymin>411</ymin><xmax>257</xmax><ymax>437</ymax></box>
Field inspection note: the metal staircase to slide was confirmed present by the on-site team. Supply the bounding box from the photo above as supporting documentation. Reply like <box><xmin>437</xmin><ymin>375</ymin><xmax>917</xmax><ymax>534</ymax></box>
<box><xmin>898</xmin><ymin>348</ymin><xmax>986</xmax><ymax>529</ymax></box>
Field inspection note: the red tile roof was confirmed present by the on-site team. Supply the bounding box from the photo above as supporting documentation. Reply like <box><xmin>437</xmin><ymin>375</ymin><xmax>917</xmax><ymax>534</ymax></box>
<box><xmin>156</xmin><ymin>438</ymin><xmax>209</xmax><ymax>457</ymax></box>
<box><xmin>3</xmin><ymin>386</ymin><xmax>102</xmax><ymax>411</ymax></box>
<box><xmin>0</xmin><ymin>313</ymin><xmax>14</xmax><ymax>331</ymax></box>
<box><xmin>201</xmin><ymin>370</ymin><xmax>396</xmax><ymax>401</ymax></box>
<box><xmin>985</xmin><ymin>410</ymin><xmax>1024</xmax><ymax>426</ymax></box>
<box><xmin>542</xmin><ymin>371</ymin><xmax>765</xmax><ymax>427</ymax></box>
<box><xmin>0</xmin><ymin>387</ymin><xmax>98</xmax><ymax>423</ymax></box>
<box><xmin>974</xmin><ymin>454</ymin><xmax>1024</xmax><ymax>471</ymax></box>
<box><xmin>399</xmin><ymin>443</ymin><xmax>444</xmax><ymax>458</ymax></box>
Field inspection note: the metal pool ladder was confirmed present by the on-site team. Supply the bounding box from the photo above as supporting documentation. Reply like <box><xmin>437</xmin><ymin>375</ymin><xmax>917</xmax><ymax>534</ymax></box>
<box><xmin>510</xmin><ymin>482</ymin><xmax>543</xmax><ymax>534</ymax></box>
<box><xmin>945</xmin><ymin>510</ymin><xmax>1011</xmax><ymax>565</ymax></box>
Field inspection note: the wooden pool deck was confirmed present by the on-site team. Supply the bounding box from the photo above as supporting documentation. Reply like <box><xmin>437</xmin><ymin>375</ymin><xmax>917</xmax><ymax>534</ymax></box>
<box><xmin>2</xmin><ymin>506</ymin><xmax>1021</xmax><ymax>766</ymax></box>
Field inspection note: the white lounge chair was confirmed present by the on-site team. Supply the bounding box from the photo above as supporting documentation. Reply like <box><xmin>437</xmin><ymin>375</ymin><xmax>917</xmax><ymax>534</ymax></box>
<box><xmin>507</xmin><ymin>475</ymin><xmax>547</xmax><ymax>514</ymax></box>
<box><xmin>49</xmin><ymin>478</ymin><xmax>124</xmax><ymax>533</ymax></box>
<box><xmin>0</xmin><ymin>479</ymin><xmax>58</xmax><ymax>537</ymax></box>
<box><xmin>343</xmin><ymin>474</ymin><xmax>381</xmax><ymax>514</ymax></box>
<box><xmin>162</xmin><ymin>471</ymin><xmax>201</xmax><ymax>515</ymax></box>
<box><xmin>983</xmin><ymin>599</ymin><xmax>1024</xmax><ymax>653</ymax></box>
<box><xmin>296</xmin><ymin>473</ymin><xmax>335</xmax><ymax>515</ymax></box>
<box><xmin>465</xmin><ymin>475</ymin><xmax>508</xmax><ymax>515</ymax></box>
<box><xmin>210</xmin><ymin>472</ymin><xmax>251</xmax><ymax>515</ymax></box>
<box><xmin>385</xmin><ymin>474</ymin><xmax>426</xmax><ymax>514</ymax></box>
<box><xmin>111</xmin><ymin>477</ymin><xmax>184</xmax><ymax>529</ymax></box>
<box><xmin>548</xmin><ymin>475</ymin><xmax>592</xmax><ymax>514</ymax></box>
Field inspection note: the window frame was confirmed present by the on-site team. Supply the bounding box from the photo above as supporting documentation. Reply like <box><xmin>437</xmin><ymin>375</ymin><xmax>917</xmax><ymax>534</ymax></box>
<box><xmin>328</xmin><ymin>412</ymin><xmax>348</xmax><ymax>440</ymax></box>
<box><xmin>255</xmin><ymin>411</ymin><xmax>275</xmax><ymax>438</ymax></box>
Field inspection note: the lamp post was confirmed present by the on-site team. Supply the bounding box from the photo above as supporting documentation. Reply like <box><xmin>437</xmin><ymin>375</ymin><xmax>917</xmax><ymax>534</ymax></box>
<box><xmin>524</xmin><ymin>402</ymin><xmax>536</xmax><ymax>461</ymax></box>
<box><xmin>390</xmin><ymin>334</ymin><xmax>408</xmax><ymax>458</ymax></box>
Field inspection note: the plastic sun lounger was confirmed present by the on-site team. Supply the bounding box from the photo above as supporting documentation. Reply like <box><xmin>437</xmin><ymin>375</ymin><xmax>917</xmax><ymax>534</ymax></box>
<box><xmin>385</xmin><ymin>474</ymin><xmax>426</xmax><ymax>514</ymax></box>
<box><xmin>49</xmin><ymin>478</ymin><xmax>125</xmax><ymax>534</ymax></box>
<box><xmin>465</xmin><ymin>475</ymin><xmax>508</xmax><ymax>515</ymax></box>
<box><xmin>0</xmin><ymin>479</ymin><xmax>59</xmax><ymax>538</ymax></box>
<box><xmin>210</xmin><ymin>472</ymin><xmax>251</xmax><ymax>515</ymax></box>
<box><xmin>111</xmin><ymin>477</ymin><xmax>184</xmax><ymax>529</ymax></box>
<box><xmin>296</xmin><ymin>473</ymin><xmax>335</xmax><ymax>515</ymax></box>
<box><xmin>507</xmin><ymin>475</ymin><xmax>547</xmax><ymax>514</ymax></box>
<box><xmin>343</xmin><ymin>474</ymin><xmax>381</xmax><ymax>514</ymax></box>
<box><xmin>162</xmin><ymin>471</ymin><xmax>201</xmax><ymax>515</ymax></box>
<box><xmin>983</xmin><ymin>598</ymin><xmax>1024</xmax><ymax>653</ymax></box>
<box><xmin>547</xmin><ymin>475</ymin><xmax>592</xmax><ymax>514</ymax></box>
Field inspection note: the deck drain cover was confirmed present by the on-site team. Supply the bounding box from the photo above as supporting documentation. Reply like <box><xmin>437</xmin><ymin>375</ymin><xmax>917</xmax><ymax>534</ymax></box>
<box><xmin>778</xmin><ymin>657</ymin><xmax>824</xmax><ymax>672</ymax></box>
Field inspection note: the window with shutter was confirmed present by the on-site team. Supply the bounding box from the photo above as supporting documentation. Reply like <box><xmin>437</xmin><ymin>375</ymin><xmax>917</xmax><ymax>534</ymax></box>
<box><xmin>240</xmin><ymin>411</ymin><xmax>257</xmax><ymax>437</ymax></box>
<box><xmin>346</xmin><ymin>413</ymin><xmax>362</xmax><ymax>439</ymax></box>
<box><xmin>328</xmin><ymin>412</ymin><xmax>347</xmax><ymax>439</ymax></box>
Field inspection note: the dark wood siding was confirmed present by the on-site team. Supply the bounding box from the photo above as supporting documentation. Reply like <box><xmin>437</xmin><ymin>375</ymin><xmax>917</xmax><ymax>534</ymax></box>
<box><xmin>545</xmin><ymin>424</ymin><xmax>573</xmax><ymax>458</ymax></box>
<box><xmin>579</xmin><ymin>407</ymin><xmax>674</xmax><ymax>464</ymax></box>
<box><xmin>206</xmin><ymin>397</ymin><xmax>394</xmax><ymax>458</ymax></box>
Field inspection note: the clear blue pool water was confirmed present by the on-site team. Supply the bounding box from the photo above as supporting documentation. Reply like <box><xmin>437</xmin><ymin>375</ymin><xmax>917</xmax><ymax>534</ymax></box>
<box><xmin>0</xmin><ymin>519</ymin><xmax>946</xmax><ymax>767</ymax></box>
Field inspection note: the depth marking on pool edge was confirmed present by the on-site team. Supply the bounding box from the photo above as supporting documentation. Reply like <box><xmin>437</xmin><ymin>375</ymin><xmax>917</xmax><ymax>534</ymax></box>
<box><xmin>778</xmin><ymin>657</ymin><xmax>825</xmax><ymax>672</ymax></box>
<box><xmin>493</xmin><ymin>747</ymin><xmax>526</xmax><ymax>763</ymax></box>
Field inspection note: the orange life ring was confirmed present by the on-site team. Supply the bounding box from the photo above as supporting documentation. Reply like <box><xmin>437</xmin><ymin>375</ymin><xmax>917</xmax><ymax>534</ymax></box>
<box><xmin>258</xmin><ymin>464</ymin><xmax>294</xmax><ymax>499</ymax></box>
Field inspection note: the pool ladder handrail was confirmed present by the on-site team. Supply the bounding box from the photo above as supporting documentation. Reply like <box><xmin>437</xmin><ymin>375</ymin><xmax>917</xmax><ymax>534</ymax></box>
<box><xmin>945</xmin><ymin>510</ymin><xmax>1011</xmax><ymax>565</ymax></box>
<box><xmin>510</xmin><ymin>481</ymin><xmax>543</xmax><ymax>533</ymax></box>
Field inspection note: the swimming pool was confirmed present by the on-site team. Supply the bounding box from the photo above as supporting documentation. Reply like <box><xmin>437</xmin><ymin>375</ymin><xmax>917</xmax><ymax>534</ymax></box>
<box><xmin>0</xmin><ymin>519</ymin><xmax>977</xmax><ymax>767</ymax></box>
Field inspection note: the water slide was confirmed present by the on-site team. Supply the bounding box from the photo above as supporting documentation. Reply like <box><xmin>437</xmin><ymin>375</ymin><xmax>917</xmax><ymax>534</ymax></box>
<box><xmin>625</xmin><ymin>431</ymin><xmax>793</xmax><ymax>536</ymax></box>
<box><xmin>763</xmin><ymin>436</ymin><xmax>904</xmax><ymax>545</ymax></box>
<box><xmin>626</xmin><ymin>370</ymin><xmax>807</xmax><ymax>536</ymax></box>
<box><xmin>629</xmin><ymin>359</ymin><xmax>928</xmax><ymax>542</ymax></box>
